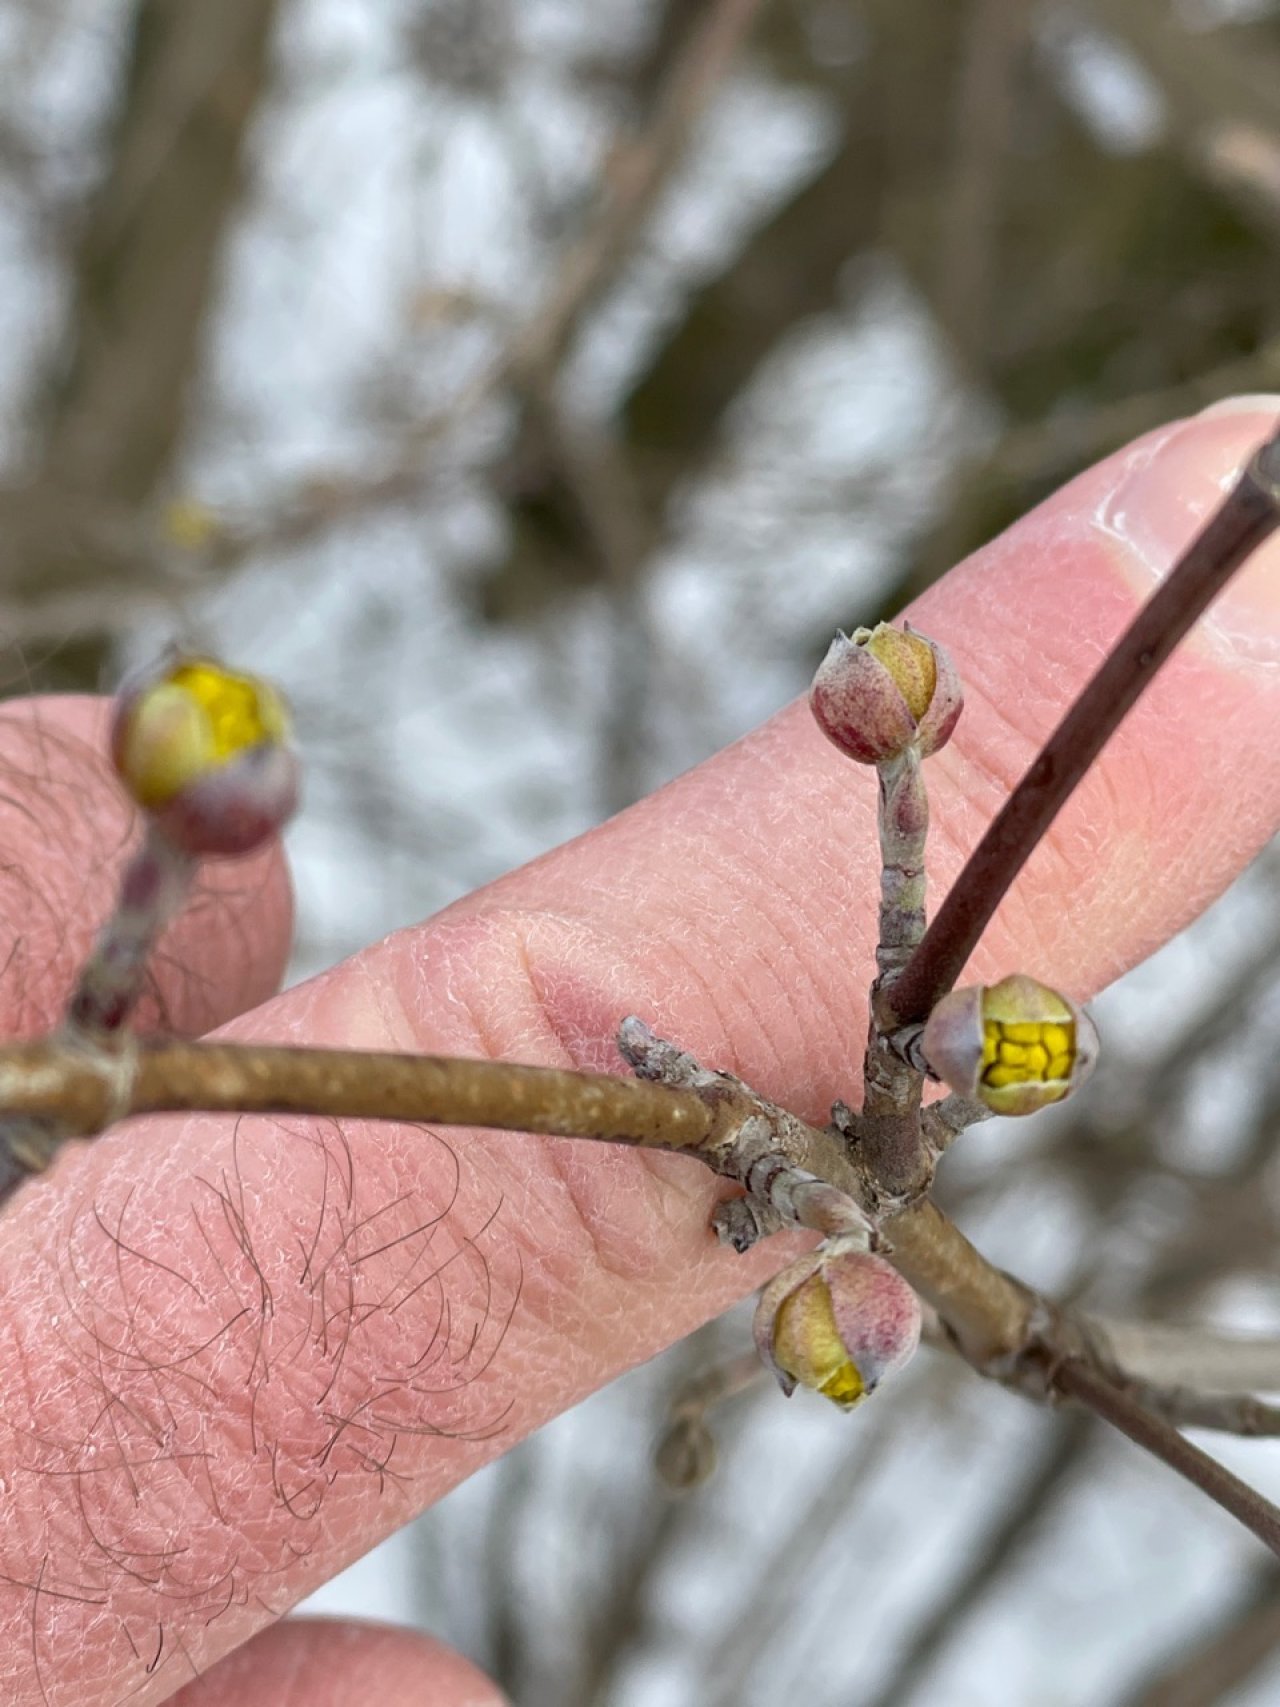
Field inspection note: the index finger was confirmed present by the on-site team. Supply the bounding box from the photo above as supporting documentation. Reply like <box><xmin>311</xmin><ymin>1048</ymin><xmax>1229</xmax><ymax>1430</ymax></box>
<box><xmin>3</xmin><ymin>401</ymin><xmax>1280</xmax><ymax>1706</ymax></box>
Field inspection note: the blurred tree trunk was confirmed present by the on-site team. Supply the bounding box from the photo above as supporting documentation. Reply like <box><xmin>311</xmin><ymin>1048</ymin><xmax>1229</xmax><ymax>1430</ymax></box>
<box><xmin>879</xmin><ymin>9</ymin><xmax>1280</xmax><ymax>614</ymax></box>
<box><xmin>6</xmin><ymin>0</ymin><xmax>282</xmax><ymax>690</ymax></box>
<box><xmin>476</xmin><ymin>0</ymin><xmax>976</xmax><ymax>625</ymax></box>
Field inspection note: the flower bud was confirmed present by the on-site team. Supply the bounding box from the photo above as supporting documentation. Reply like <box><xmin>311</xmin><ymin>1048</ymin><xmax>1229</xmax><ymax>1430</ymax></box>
<box><xmin>754</xmin><ymin>1247</ymin><xmax>921</xmax><ymax>1409</ymax></box>
<box><xmin>809</xmin><ymin>623</ymin><xmax>963</xmax><ymax>766</ymax></box>
<box><xmin>111</xmin><ymin>655</ymin><xmax>299</xmax><ymax>857</ymax></box>
<box><xmin>921</xmin><ymin>973</ymin><xmax>1100</xmax><ymax>1116</ymax></box>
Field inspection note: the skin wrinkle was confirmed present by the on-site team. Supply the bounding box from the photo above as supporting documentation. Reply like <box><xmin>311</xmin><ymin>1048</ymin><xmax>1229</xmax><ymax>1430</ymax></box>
<box><xmin>712</xmin><ymin>805</ymin><xmax>861</xmax><ymax>1079</ymax></box>
<box><xmin>370</xmin><ymin>912</ymin><xmax>794</xmax><ymax>1331</ymax></box>
<box><xmin>442</xmin><ymin>913</ymin><xmax>711</xmax><ymax>1287</ymax></box>
<box><xmin>528</xmin><ymin>806</ymin><xmax>865</xmax><ymax>1101</ymax></box>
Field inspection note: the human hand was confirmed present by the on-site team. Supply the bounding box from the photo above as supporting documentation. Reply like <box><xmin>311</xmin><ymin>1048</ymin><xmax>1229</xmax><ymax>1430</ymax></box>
<box><xmin>3</xmin><ymin>399</ymin><xmax>1280</xmax><ymax>1706</ymax></box>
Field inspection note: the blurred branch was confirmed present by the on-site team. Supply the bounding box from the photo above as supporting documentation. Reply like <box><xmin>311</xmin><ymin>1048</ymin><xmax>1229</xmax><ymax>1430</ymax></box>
<box><xmin>661</xmin><ymin>1347</ymin><xmax>766</xmax><ymax>1433</ymax></box>
<box><xmin>892</xmin><ymin>4</ymin><xmax>1280</xmax><ymax>598</ymax></box>
<box><xmin>1113</xmin><ymin>1561</ymin><xmax>1280</xmax><ymax>1707</ymax></box>
<box><xmin>629</xmin><ymin>0</ymin><xmax>708</xmax><ymax>106</ymax></box>
<box><xmin>1091</xmin><ymin>1319</ymin><xmax>1280</xmax><ymax>1397</ymax></box>
<box><xmin>507</xmin><ymin>0</ymin><xmax>768</xmax><ymax>384</ymax></box>
<box><xmin>573</xmin><ymin>1331</ymin><xmax>769</xmax><ymax>1705</ymax></box>
<box><xmin>704</xmin><ymin>1368</ymin><xmax>937</xmax><ymax>1707</ymax></box>
<box><xmin>0</xmin><ymin>0</ymin><xmax>764</xmax><ymax>656</ymax></box>
<box><xmin>868</xmin><ymin>337</ymin><xmax>1280</xmax><ymax>626</ymax></box>
<box><xmin>524</xmin><ymin>394</ymin><xmax>656</xmax><ymax>813</ymax></box>
<box><xmin>937</xmin><ymin>0</ymin><xmax>1033</xmax><ymax>369</ymax></box>
<box><xmin>856</xmin><ymin>1413</ymin><xmax>1094</xmax><ymax>1707</ymax></box>
<box><xmin>1055</xmin><ymin>1358</ymin><xmax>1280</xmax><ymax>1556</ymax></box>
<box><xmin>1096</xmin><ymin>0</ymin><xmax>1280</xmax><ymax>237</ymax></box>
<box><xmin>1124</xmin><ymin>1381</ymin><xmax>1280</xmax><ymax>1437</ymax></box>
<box><xmin>137</xmin><ymin>0</ymin><xmax>763</xmax><ymax>617</ymax></box>
<box><xmin>481</xmin><ymin>1445</ymin><xmax>541</xmax><ymax>1699</ymax></box>
<box><xmin>40</xmin><ymin>0</ymin><xmax>281</xmax><ymax>498</ymax></box>
<box><xmin>621</xmin><ymin>0</ymin><xmax>960</xmax><ymax>502</ymax></box>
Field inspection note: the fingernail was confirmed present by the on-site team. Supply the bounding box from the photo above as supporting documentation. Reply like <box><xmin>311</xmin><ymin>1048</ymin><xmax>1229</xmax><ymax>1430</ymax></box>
<box><xmin>1197</xmin><ymin>393</ymin><xmax>1280</xmax><ymax>420</ymax></box>
<box><xmin>1093</xmin><ymin>397</ymin><xmax>1280</xmax><ymax>666</ymax></box>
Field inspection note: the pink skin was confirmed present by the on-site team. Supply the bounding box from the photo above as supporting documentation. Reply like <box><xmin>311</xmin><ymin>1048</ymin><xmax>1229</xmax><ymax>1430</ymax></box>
<box><xmin>0</xmin><ymin>404</ymin><xmax>1278</xmax><ymax>1703</ymax></box>
<box><xmin>167</xmin><ymin>1620</ymin><xmax>506</xmax><ymax>1707</ymax></box>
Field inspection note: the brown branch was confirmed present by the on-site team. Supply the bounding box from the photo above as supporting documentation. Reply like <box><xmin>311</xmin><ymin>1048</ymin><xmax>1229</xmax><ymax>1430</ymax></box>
<box><xmin>879</xmin><ymin>1196</ymin><xmax>1034</xmax><ymax>1365</ymax></box>
<box><xmin>1</xmin><ymin>1027</ymin><xmax>1277</xmax><ymax>1550</ymax></box>
<box><xmin>1053</xmin><ymin>1358</ymin><xmax>1280</xmax><ymax>1558</ymax></box>
<box><xmin>885</xmin><ymin>426</ymin><xmax>1280</xmax><ymax>1029</ymax></box>
<box><xmin>10</xmin><ymin>1030</ymin><xmax>1279</xmax><ymax>1427</ymax></box>
<box><xmin>0</xmin><ymin>1038</ymin><xmax>718</xmax><ymax>1151</ymax></box>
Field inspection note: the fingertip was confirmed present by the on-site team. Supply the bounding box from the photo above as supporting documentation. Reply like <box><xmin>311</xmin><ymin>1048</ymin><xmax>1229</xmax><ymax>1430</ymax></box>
<box><xmin>906</xmin><ymin>405</ymin><xmax>1280</xmax><ymax>993</ymax></box>
<box><xmin>169</xmin><ymin>1618</ymin><xmax>507</xmax><ymax>1707</ymax></box>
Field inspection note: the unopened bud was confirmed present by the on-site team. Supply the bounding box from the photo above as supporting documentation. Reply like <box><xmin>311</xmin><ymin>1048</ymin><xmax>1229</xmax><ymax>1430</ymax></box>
<box><xmin>921</xmin><ymin>973</ymin><xmax>1100</xmax><ymax>1116</ymax></box>
<box><xmin>809</xmin><ymin>623</ymin><xmax>963</xmax><ymax>766</ymax></box>
<box><xmin>754</xmin><ymin>1247</ymin><xmax>921</xmax><ymax>1409</ymax></box>
<box><xmin>654</xmin><ymin>1416</ymin><xmax>717</xmax><ymax>1491</ymax></box>
<box><xmin>111</xmin><ymin>655</ymin><xmax>298</xmax><ymax>857</ymax></box>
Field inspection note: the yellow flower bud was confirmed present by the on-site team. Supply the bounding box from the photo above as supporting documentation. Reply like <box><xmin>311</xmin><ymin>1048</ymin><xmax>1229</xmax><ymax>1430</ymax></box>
<box><xmin>921</xmin><ymin>974</ymin><xmax>1100</xmax><ymax>1115</ymax></box>
<box><xmin>161</xmin><ymin>497</ymin><xmax>220</xmax><ymax>553</ymax></box>
<box><xmin>111</xmin><ymin>655</ymin><xmax>298</xmax><ymax>857</ymax></box>
<box><xmin>754</xmin><ymin>1247</ymin><xmax>921</xmax><ymax>1409</ymax></box>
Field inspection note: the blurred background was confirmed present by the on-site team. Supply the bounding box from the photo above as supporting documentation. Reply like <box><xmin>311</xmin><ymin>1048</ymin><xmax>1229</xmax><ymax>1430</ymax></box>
<box><xmin>2</xmin><ymin>0</ymin><xmax>1280</xmax><ymax>1701</ymax></box>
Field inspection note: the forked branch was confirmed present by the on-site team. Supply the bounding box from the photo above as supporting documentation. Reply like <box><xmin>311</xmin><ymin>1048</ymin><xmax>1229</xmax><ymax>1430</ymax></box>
<box><xmin>3</xmin><ymin>426</ymin><xmax>1280</xmax><ymax>1555</ymax></box>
